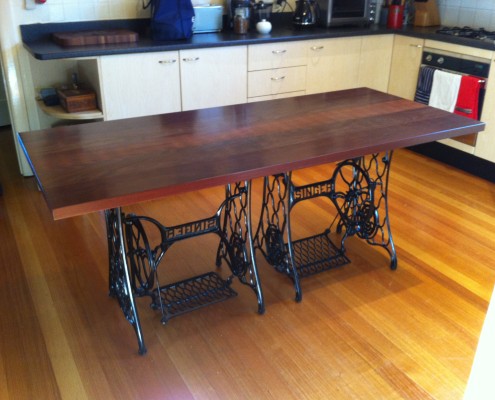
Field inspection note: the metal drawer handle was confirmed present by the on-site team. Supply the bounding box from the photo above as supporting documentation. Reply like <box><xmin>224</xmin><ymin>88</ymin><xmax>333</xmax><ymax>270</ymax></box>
<box><xmin>271</xmin><ymin>76</ymin><xmax>286</xmax><ymax>81</ymax></box>
<box><xmin>159</xmin><ymin>59</ymin><xmax>177</xmax><ymax>64</ymax></box>
<box><xmin>455</xmin><ymin>107</ymin><xmax>473</xmax><ymax>114</ymax></box>
<box><xmin>272</xmin><ymin>50</ymin><xmax>287</xmax><ymax>54</ymax></box>
<box><xmin>409</xmin><ymin>44</ymin><xmax>423</xmax><ymax>48</ymax></box>
<box><xmin>310</xmin><ymin>46</ymin><xmax>324</xmax><ymax>51</ymax></box>
<box><xmin>182</xmin><ymin>57</ymin><xmax>200</xmax><ymax>62</ymax></box>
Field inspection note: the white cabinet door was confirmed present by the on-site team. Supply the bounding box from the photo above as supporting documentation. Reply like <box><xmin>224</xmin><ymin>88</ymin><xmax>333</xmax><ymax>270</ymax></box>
<box><xmin>388</xmin><ymin>35</ymin><xmax>424</xmax><ymax>100</ymax></box>
<box><xmin>306</xmin><ymin>37</ymin><xmax>362</xmax><ymax>94</ymax></box>
<box><xmin>99</xmin><ymin>52</ymin><xmax>181</xmax><ymax>120</ymax></box>
<box><xmin>475</xmin><ymin>54</ymin><xmax>495</xmax><ymax>162</ymax></box>
<box><xmin>358</xmin><ymin>34</ymin><xmax>394</xmax><ymax>92</ymax></box>
<box><xmin>180</xmin><ymin>46</ymin><xmax>247</xmax><ymax>111</ymax></box>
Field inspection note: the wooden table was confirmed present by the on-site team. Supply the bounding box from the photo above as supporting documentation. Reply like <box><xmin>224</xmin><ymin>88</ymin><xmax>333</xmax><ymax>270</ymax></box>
<box><xmin>19</xmin><ymin>88</ymin><xmax>485</xmax><ymax>354</ymax></box>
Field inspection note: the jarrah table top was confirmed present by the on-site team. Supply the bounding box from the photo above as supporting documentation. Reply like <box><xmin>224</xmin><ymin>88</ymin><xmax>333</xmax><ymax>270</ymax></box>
<box><xmin>19</xmin><ymin>88</ymin><xmax>485</xmax><ymax>220</ymax></box>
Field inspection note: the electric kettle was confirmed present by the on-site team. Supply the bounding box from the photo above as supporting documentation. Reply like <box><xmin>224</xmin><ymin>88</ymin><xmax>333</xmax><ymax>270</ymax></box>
<box><xmin>293</xmin><ymin>0</ymin><xmax>318</xmax><ymax>27</ymax></box>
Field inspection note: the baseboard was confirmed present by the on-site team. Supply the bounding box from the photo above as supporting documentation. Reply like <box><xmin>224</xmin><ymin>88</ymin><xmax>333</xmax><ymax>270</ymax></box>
<box><xmin>408</xmin><ymin>142</ymin><xmax>495</xmax><ymax>183</ymax></box>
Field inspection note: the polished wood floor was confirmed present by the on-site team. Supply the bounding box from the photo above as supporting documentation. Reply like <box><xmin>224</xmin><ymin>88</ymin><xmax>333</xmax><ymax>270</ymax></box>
<box><xmin>1</xmin><ymin>126</ymin><xmax>494</xmax><ymax>399</ymax></box>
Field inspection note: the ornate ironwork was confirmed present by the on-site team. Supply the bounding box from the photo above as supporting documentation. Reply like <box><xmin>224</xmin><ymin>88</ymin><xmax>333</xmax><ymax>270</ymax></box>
<box><xmin>254</xmin><ymin>173</ymin><xmax>302</xmax><ymax>301</ymax></box>
<box><xmin>105</xmin><ymin>208</ymin><xmax>147</xmax><ymax>355</ymax></box>
<box><xmin>216</xmin><ymin>182</ymin><xmax>265</xmax><ymax>314</ymax></box>
<box><xmin>120</xmin><ymin>181</ymin><xmax>264</xmax><ymax>326</ymax></box>
<box><xmin>254</xmin><ymin>152</ymin><xmax>397</xmax><ymax>300</ymax></box>
<box><xmin>355</xmin><ymin>152</ymin><xmax>397</xmax><ymax>269</ymax></box>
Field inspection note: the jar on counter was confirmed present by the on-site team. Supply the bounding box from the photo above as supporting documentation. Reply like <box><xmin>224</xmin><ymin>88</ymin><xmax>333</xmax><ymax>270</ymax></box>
<box><xmin>234</xmin><ymin>7</ymin><xmax>250</xmax><ymax>34</ymax></box>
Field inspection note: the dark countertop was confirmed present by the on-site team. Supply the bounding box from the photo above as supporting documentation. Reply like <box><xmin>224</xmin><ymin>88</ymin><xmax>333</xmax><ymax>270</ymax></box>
<box><xmin>21</xmin><ymin>17</ymin><xmax>495</xmax><ymax>60</ymax></box>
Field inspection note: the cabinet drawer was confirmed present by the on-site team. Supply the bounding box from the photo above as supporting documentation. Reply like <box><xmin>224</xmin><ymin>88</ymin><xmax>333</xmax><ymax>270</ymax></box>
<box><xmin>248</xmin><ymin>91</ymin><xmax>306</xmax><ymax>103</ymax></box>
<box><xmin>248</xmin><ymin>42</ymin><xmax>307</xmax><ymax>71</ymax></box>
<box><xmin>248</xmin><ymin>66</ymin><xmax>307</xmax><ymax>97</ymax></box>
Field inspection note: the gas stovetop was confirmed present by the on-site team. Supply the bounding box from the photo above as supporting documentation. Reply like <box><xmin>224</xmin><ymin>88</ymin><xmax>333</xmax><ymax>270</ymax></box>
<box><xmin>436</xmin><ymin>26</ymin><xmax>495</xmax><ymax>43</ymax></box>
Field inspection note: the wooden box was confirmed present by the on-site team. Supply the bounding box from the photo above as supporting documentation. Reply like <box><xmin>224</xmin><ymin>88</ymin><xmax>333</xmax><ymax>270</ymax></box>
<box><xmin>57</xmin><ymin>89</ymin><xmax>97</xmax><ymax>113</ymax></box>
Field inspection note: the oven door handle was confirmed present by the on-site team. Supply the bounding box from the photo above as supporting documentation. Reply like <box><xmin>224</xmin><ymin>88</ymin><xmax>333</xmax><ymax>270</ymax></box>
<box><xmin>455</xmin><ymin>107</ymin><xmax>473</xmax><ymax>114</ymax></box>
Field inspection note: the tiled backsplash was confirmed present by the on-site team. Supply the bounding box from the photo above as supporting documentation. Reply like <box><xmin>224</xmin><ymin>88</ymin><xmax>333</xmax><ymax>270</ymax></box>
<box><xmin>12</xmin><ymin>0</ymin><xmax>147</xmax><ymax>23</ymax></box>
<box><xmin>437</xmin><ymin>0</ymin><xmax>495</xmax><ymax>29</ymax></box>
<box><xmin>375</xmin><ymin>1</ymin><xmax>495</xmax><ymax>29</ymax></box>
<box><xmin>16</xmin><ymin>0</ymin><xmax>225</xmax><ymax>23</ymax></box>
<box><xmin>12</xmin><ymin>0</ymin><xmax>495</xmax><ymax>30</ymax></box>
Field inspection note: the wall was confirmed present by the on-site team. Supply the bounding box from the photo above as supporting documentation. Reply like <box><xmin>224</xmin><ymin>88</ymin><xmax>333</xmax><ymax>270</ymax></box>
<box><xmin>375</xmin><ymin>0</ymin><xmax>495</xmax><ymax>29</ymax></box>
<box><xmin>437</xmin><ymin>0</ymin><xmax>495</xmax><ymax>29</ymax></box>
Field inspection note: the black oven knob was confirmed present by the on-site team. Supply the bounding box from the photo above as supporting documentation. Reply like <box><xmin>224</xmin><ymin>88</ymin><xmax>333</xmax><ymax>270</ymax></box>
<box><xmin>437</xmin><ymin>57</ymin><xmax>445</xmax><ymax>64</ymax></box>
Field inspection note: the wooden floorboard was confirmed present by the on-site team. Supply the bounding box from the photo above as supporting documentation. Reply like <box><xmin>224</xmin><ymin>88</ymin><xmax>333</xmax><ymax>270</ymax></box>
<box><xmin>1</xmin><ymin>126</ymin><xmax>494</xmax><ymax>399</ymax></box>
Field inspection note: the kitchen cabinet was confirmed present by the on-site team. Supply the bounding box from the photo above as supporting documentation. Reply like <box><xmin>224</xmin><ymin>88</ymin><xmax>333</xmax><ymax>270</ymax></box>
<box><xmin>306</xmin><ymin>37</ymin><xmax>362</xmax><ymax>95</ymax></box>
<box><xmin>248</xmin><ymin>41</ymin><xmax>307</xmax><ymax>71</ymax></box>
<box><xmin>248</xmin><ymin>66</ymin><xmax>306</xmax><ymax>98</ymax></box>
<box><xmin>358</xmin><ymin>35</ymin><xmax>393</xmax><ymax>93</ymax></box>
<box><xmin>475</xmin><ymin>51</ymin><xmax>495</xmax><ymax>162</ymax></box>
<box><xmin>475</xmin><ymin>59</ymin><xmax>495</xmax><ymax>162</ymax></box>
<box><xmin>180</xmin><ymin>46</ymin><xmax>247</xmax><ymax>111</ymax></box>
<box><xmin>247</xmin><ymin>42</ymin><xmax>307</xmax><ymax>101</ymax></box>
<box><xmin>27</xmin><ymin>55</ymin><xmax>103</xmax><ymax>128</ymax></box>
<box><xmin>247</xmin><ymin>91</ymin><xmax>306</xmax><ymax>103</ymax></box>
<box><xmin>388</xmin><ymin>35</ymin><xmax>424</xmax><ymax>100</ymax></box>
<box><xmin>99</xmin><ymin>51</ymin><xmax>181</xmax><ymax>120</ymax></box>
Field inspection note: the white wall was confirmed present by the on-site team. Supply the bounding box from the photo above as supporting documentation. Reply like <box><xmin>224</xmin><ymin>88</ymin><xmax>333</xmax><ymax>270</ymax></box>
<box><xmin>436</xmin><ymin>0</ymin><xmax>495</xmax><ymax>29</ymax></box>
<box><xmin>375</xmin><ymin>0</ymin><xmax>495</xmax><ymax>29</ymax></box>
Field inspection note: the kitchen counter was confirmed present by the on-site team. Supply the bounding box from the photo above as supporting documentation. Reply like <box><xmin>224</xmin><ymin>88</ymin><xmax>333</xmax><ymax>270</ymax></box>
<box><xmin>20</xmin><ymin>16</ymin><xmax>495</xmax><ymax>61</ymax></box>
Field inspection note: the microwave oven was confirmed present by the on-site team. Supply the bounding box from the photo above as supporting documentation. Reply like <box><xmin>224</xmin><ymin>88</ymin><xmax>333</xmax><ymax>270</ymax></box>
<box><xmin>316</xmin><ymin>0</ymin><xmax>374</xmax><ymax>27</ymax></box>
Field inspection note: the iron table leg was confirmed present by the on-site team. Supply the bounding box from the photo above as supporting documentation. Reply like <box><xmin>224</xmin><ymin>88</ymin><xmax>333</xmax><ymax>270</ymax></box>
<box><xmin>105</xmin><ymin>208</ymin><xmax>147</xmax><ymax>355</ymax></box>
<box><xmin>105</xmin><ymin>181</ymin><xmax>263</xmax><ymax>354</ymax></box>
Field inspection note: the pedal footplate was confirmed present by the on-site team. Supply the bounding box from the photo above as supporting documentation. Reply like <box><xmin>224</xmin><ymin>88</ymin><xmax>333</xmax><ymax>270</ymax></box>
<box><xmin>291</xmin><ymin>233</ymin><xmax>350</xmax><ymax>278</ymax></box>
<box><xmin>152</xmin><ymin>272</ymin><xmax>237</xmax><ymax>323</ymax></box>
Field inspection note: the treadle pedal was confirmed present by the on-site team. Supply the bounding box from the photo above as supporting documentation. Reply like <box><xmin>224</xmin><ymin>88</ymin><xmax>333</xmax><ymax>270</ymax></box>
<box><xmin>151</xmin><ymin>272</ymin><xmax>237</xmax><ymax>323</ymax></box>
<box><xmin>291</xmin><ymin>233</ymin><xmax>350</xmax><ymax>278</ymax></box>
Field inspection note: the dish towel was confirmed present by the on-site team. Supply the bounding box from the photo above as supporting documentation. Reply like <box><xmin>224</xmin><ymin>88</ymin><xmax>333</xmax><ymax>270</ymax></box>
<box><xmin>454</xmin><ymin>75</ymin><xmax>483</xmax><ymax>120</ymax></box>
<box><xmin>414</xmin><ymin>66</ymin><xmax>436</xmax><ymax>105</ymax></box>
<box><xmin>428</xmin><ymin>69</ymin><xmax>462</xmax><ymax>112</ymax></box>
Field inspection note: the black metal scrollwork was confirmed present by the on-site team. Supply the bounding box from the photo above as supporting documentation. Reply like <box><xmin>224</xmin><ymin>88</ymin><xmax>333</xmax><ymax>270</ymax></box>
<box><xmin>216</xmin><ymin>182</ymin><xmax>265</xmax><ymax>313</ymax></box>
<box><xmin>105</xmin><ymin>208</ymin><xmax>147</xmax><ymax>355</ymax></box>
<box><xmin>108</xmin><ymin>181</ymin><xmax>264</xmax><ymax>337</ymax></box>
<box><xmin>254</xmin><ymin>152</ymin><xmax>397</xmax><ymax>301</ymax></box>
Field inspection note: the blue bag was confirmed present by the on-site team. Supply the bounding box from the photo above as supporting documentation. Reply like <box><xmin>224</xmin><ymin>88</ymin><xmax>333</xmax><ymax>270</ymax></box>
<box><xmin>144</xmin><ymin>0</ymin><xmax>195</xmax><ymax>41</ymax></box>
